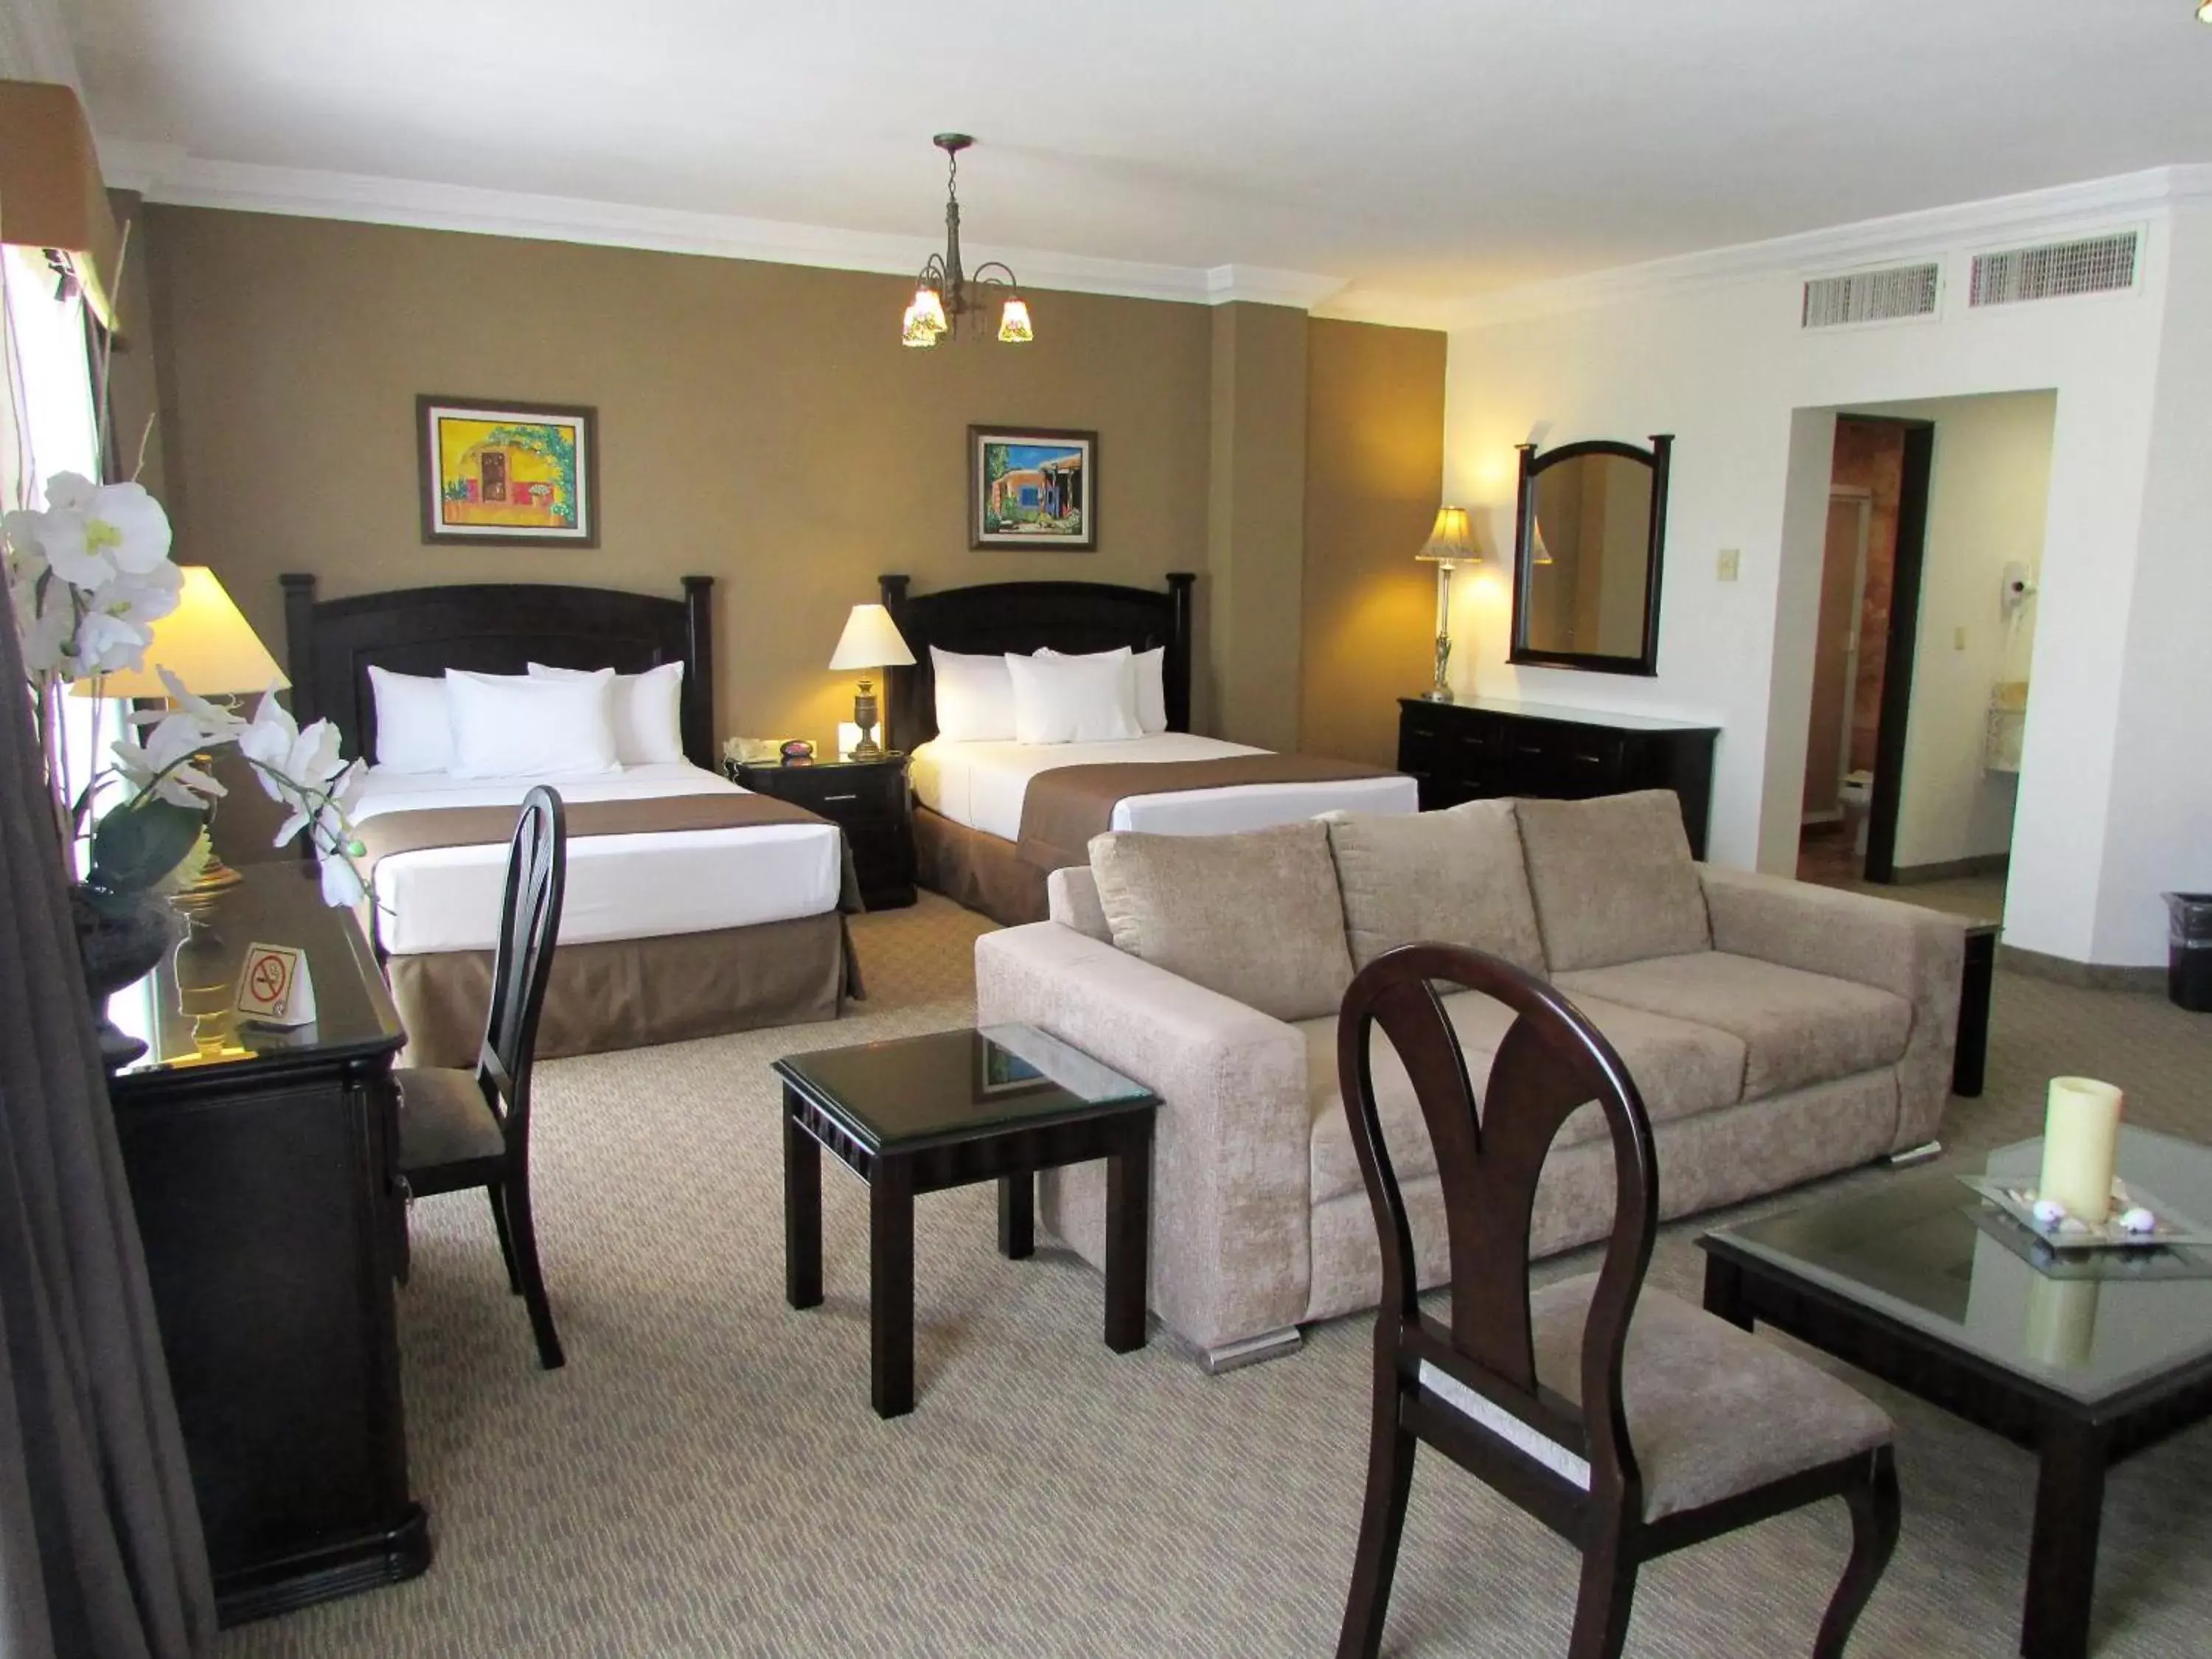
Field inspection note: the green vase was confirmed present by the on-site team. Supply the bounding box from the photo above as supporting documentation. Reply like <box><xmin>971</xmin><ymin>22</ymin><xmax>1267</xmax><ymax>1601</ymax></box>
<box><xmin>70</xmin><ymin>884</ymin><xmax>176</xmax><ymax>1069</ymax></box>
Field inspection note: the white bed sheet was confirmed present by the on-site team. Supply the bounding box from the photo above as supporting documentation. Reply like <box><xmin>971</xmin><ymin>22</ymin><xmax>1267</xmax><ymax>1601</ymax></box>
<box><xmin>908</xmin><ymin>734</ymin><xmax>1419</xmax><ymax>844</ymax></box>
<box><xmin>352</xmin><ymin>762</ymin><xmax>844</xmax><ymax>955</ymax></box>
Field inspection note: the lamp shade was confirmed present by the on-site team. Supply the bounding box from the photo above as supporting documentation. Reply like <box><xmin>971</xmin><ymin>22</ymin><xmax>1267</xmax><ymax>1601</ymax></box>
<box><xmin>72</xmin><ymin>566</ymin><xmax>288</xmax><ymax>698</ymax></box>
<box><xmin>1416</xmin><ymin>504</ymin><xmax>1476</xmax><ymax>565</ymax></box>
<box><xmin>827</xmin><ymin>603</ymin><xmax>916</xmax><ymax>671</ymax></box>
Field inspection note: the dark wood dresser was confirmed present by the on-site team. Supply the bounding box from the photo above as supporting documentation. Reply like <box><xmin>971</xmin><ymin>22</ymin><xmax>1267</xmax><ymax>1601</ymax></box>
<box><xmin>733</xmin><ymin>754</ymin><xmax>917</xmax><ymax>910</ymax></box>
<box><xmin>1397</xmin><ymin>697</ymin><xmax>1722</xmax><ymax>858</ymax></box>
<box><xmin>107</xmin><ymin>864</ymin><xmax>426</xmax><ymax>1624</ymax></box>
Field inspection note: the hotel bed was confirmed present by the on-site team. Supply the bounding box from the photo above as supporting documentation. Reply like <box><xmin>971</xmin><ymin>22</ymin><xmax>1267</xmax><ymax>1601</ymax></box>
<box><xmin>880</xmin><ymin>572</ymin><xmax>1419</xmax><ymax>926</ymax></box>
<box><xmin>284</xmin><ymin>574</ymin><xmax>855</xmax><ymax>1066</ymax></box>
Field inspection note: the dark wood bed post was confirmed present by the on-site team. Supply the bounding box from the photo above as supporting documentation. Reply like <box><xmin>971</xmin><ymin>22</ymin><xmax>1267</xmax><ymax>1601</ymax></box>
<box><xmin>280</xmin><ymin>573</ymin><xmax>320</xmax><ymax>724</ymax></box>
<box><xmin>681</xmin><ymin>575</ymin><xmax>715</xmax><ymax>768</ymax></box>
<box><xmin>1165</xmin><ymin>571</ymin><xmax>1194</xmax><ymax>733</ymax></box>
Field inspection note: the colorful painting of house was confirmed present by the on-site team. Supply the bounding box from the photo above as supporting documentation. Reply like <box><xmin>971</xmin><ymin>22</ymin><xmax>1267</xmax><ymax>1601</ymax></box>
<box><xmin>981</xmin><ymin>442</ymin><xmax>1086</xmax><ymax>538</ymax></box>
<box><xmin>426</xmin><ymin>407</ymin><xmax>588</xmax><ymax>538</ymax></box>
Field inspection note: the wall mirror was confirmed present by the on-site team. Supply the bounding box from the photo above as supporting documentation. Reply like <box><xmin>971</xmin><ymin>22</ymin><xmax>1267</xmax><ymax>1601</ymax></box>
<box><xmin>1510</xmin><ymin>434</ymin><xmax>1672</xmax><ymax>676</ymax></box>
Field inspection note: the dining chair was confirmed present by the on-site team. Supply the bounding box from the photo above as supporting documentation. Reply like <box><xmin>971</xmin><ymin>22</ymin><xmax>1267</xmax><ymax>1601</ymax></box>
<box><xmin>1335</xmin><ymin>943</ymin><xmax>1899</xmax><ymax>1659</ymax></box>
<box><xmin>395</xmin><ymin>785</ymin><xmax>568</xmax><ymax>1369</ymax></box>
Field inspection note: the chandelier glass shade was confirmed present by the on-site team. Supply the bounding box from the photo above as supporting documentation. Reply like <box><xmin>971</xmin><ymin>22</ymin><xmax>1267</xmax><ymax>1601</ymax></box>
<box><xmin>900</xmin><ymin>134</ymin><xmax>1033</xmax><ymax>349</ymax></box>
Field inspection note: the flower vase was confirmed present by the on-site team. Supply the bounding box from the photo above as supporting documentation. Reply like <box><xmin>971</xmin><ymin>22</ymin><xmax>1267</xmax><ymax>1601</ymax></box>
<box><xmin>70</xmin><ymin>884</ymin><xmax>177</xmax><ymax>1069</ymax></box>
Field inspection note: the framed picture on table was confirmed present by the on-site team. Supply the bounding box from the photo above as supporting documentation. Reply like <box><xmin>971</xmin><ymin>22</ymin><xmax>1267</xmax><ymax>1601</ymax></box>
<box><xmin>970</xmin><ymin>425</ymin><xmax>1096</xmax><ymax>550</ymax></box>
<box><xmin>419</xmin><ymin>396</ymin><xmax>599</xmax><ymax>547</ymax></box>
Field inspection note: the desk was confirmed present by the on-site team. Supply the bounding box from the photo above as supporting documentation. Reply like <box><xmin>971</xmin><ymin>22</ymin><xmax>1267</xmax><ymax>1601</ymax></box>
<box><xmin>108</xmin><ymin>864</ymin><xmax>427</xmax><ymax>1623</ymax></box>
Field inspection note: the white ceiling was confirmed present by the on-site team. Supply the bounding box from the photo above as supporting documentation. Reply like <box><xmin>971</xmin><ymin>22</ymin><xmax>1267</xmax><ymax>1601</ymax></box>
<box><xmin>59</xmin><ymin>0</ymin><xmax>2212</xmax><ymax>309</ymax></box>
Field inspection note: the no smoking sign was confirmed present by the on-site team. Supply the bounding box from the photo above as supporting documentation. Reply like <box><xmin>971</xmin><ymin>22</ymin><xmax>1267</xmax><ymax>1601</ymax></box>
<box><xmin>234</xmin><ymin>942</ymin><xmax>318</xmax><ymax>1027</ymax></box>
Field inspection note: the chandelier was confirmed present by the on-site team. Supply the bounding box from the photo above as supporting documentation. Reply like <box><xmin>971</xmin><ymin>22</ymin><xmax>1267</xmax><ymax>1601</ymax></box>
<box><xmin>901</xmin><ymin>134</ymin><xmax>1033</xmax><ymax>348</ymax></box>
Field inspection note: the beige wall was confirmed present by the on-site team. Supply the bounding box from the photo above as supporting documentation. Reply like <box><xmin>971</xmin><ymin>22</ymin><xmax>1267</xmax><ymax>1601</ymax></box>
<box><xmin>1299</xmin><ymin>319</ymin><xmax>1446</xmax><ymax>766</ymax></box>
<box><xmin>142</xmin><ymin>206</ymin><xmax>1215</xmax><ymax>749</ymax></box>
<box><xmin>1206</xmin><ymin>302</ymin><xmax>1309</xmax><ymax>751</ymax></box>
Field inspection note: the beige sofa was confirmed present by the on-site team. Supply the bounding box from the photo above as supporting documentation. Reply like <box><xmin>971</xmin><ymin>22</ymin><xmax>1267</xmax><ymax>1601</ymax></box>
<box><xmin>973</xmin><ymin>790</ymin><xmax>1966</xmax><ymax>1371</ymax></box>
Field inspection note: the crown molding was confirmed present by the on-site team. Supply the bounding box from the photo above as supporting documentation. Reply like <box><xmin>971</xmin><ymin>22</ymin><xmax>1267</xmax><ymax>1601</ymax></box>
<box><xmin>92</xmin><ymin>139</ymin><xmax>1346</xmax><ymax>310</ymax></box>
<box><xmin>1442</xmin><ymin>164</ymin><xmax>2212</xmax><ymax>331</ymax></box>
<box><xmin>1205</xmin><ymin>265</ymin><xmax>1348</xmax><ymax>310</ymax></box>
<box><xmin>0</xmin><ymin>0</ymin><xmax>80</xmax><ymax>87</ymax></box>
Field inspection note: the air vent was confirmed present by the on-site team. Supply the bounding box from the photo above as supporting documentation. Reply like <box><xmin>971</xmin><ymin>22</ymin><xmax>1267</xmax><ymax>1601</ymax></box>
<box><xmin>1969</xmin><ymin>232</ymin><xmax>2138</xmax><ymax>307</ymax></box>
<box><xmin>1801</xmin><ymin>264</ymin><xmax>1941</xmax><ymax>329</ymax></box>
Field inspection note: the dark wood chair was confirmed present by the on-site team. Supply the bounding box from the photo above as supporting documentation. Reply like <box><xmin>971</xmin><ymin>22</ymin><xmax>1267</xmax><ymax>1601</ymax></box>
<box><xmin>1335</xmin><ymin>944</ymin><xmax>1899</xmax><ymax>1659</ymax></box>
<box><xmin>395</xmin><ymin>785</ymin><xmax>568</xmax><ymax>1369</ymax></box>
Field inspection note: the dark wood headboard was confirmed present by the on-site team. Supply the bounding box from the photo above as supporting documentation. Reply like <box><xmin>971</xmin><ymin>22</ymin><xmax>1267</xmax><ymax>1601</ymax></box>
<box><xmin>877</xmin><ymin>572</ymin><xmax>1195</xmax><ymax>751</ymax></box>
<box><xmin>280</xmin><ymin>575</ymin><xmax>716</xmax><ymax>769</ymax></box>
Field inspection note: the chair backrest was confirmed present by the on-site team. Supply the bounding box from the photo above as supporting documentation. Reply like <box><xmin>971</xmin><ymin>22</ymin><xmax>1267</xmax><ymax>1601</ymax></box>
<box><xmin>477</xmin><ymin>786</ymin><xmax>567</xmax><ymax>1146</ymax></box>
<box><xmin>1337</xmin><ymin>943</ymin><xmax>1659</xmax><ymax>1500</ymax></box>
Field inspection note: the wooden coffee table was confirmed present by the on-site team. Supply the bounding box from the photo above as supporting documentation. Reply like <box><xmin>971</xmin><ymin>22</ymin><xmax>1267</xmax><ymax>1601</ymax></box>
<box><xmin>773</xmin><ymin>1024</ymin><xmax>1158</xmax><ymax>1418</ymax></box>
<box><xmin>1700</xmin><ymin>1127</ymin><xmax>2212</xmax><ymax>1659</ymax></box>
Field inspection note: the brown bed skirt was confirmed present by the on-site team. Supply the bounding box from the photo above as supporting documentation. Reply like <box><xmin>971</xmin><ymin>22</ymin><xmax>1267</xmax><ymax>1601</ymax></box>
<box><xmin>912</xmin><ymin>804</ymin><xmax>1051</xmax><ymax>927</ymax></box>
<box><xmin>386</xmin><ymin>911</ymin><xmax>849</xmax><ymax>1068</ymax></box>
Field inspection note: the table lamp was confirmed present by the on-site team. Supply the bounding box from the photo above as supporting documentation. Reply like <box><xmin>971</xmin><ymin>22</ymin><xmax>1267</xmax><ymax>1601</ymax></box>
<box><xmin>828</xmin><ymin>602</ymin><xmax>916</xmax><ymax>761</ymax></box>
<box><xmin>1414</xmin><ymin>505</ymin><xmax>1477</xmax><ymax>703</ymax></box>
<box><xmin>73</xmin><ymin>566</ymin><xmax>289</xmax><ymax>898</ymax></box>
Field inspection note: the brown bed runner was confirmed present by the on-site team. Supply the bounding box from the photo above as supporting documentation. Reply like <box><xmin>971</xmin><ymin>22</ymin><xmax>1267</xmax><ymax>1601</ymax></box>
<box><xmin>355</xmin><ymin>790</ymin><xmax>844</xmax><ymax>871</ymax></box>
<box><xmin>1015</xmin><ymin>753</ymin><xmax>1399</xmax><ymax>874</ymax></box>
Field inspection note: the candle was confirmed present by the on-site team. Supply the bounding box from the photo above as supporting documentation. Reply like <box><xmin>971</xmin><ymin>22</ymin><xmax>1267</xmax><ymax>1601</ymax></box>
<box><xmin>2038</xmin><ymin>1077</ymin><xmax>2124</xmax><ymax>1223</ymax></box>
<box><xmin>2023</xmin><ymin>1276</ymin><xmax>2101</xmax><ymax>1369</ymax></box>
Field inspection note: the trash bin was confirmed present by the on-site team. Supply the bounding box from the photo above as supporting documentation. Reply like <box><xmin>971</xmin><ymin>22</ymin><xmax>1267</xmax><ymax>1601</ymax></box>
<box><xmin>2166</xmin><ymin>892</ymin><xmax>2212</xmax><ymax>1012</ymax></box>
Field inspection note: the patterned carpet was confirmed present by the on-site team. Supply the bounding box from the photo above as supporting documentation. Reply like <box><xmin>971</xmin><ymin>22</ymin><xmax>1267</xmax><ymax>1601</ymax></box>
<box><xmin>220</xmin><ymin>893</ymin><xmax>2212</xmax><ymax>1658</ymax></box>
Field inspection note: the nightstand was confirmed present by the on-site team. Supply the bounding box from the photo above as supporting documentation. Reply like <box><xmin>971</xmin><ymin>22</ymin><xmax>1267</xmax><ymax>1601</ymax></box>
<box><xmin>731</xmin><ymin>754</ymin><xmax>916</xmax><ymax>911</ymax></box>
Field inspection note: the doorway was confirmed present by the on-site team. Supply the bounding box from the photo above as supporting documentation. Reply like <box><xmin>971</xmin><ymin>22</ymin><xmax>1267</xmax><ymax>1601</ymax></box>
<box><xmin>1795</xmin><ymin>392</ymin><xmax>2056</xmax><ymax>925</ymax></box>
<box><xmin>1798</xmin><ymin>417</ymin><xmax>1931</xmax><ymax>888</ymax></box>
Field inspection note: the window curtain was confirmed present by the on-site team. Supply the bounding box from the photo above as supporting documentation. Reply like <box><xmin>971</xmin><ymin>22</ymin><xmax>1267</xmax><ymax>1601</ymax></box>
<box><xmin>0</xmin><ymin>579</ymin><xmax>214</xmax><ymax>1653</ymax></box>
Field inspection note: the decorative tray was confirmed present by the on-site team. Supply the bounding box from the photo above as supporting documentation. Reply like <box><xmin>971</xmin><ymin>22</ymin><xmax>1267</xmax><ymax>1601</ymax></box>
<box><xmin>1959</xmin><ymin>1175</ymin><xmax>2212</xmax><ymax>1251</ymax></box>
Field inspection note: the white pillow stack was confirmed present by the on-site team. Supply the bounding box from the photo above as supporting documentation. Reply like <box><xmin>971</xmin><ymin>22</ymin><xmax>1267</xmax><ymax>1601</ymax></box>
<box><xmin>929</xmin><ymin>641</ymin><xmax>1170</xmax><ymax>746</ymax></box>
<box><xmin>529</xmin><ymin>660</ymin><xmax>685</xmax><ymax>765</ymax></box>
<box><xmin>365</xmin><ymin>662</ymin><xmax>647</xmax><ymax>777</ymax></box>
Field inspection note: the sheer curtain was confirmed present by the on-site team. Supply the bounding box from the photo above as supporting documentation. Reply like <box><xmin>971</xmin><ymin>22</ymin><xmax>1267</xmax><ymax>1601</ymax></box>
<box><xmin>1</xmin><ymin>247</ymin><xmax>216</xmax><ymax>1658</ymax></box>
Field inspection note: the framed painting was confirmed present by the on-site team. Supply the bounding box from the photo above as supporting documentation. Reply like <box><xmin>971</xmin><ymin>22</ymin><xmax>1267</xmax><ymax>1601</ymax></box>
<box><xmin>970</xmin><ymin>425</ymin><xmax>1096</xmax><ymax>550</ymax></box>
<box><xmin>419</xmin><ymin>395</ymin><xmax>599</xmax><ymax>547</ymax></box>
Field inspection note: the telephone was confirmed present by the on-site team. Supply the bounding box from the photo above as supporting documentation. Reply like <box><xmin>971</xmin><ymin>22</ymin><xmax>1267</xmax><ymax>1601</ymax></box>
<box><xmin>723</xmin><ymin>736</ymin><xmax>785</xmax><ymax>766</ymax></box>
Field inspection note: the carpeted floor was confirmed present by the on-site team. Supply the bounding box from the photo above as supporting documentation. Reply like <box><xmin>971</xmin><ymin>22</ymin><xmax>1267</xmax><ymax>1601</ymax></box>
<box><xmin>222</xmin><ymin>893</ymin><xmax>2212</xmax><ymax>1658</ymax></box>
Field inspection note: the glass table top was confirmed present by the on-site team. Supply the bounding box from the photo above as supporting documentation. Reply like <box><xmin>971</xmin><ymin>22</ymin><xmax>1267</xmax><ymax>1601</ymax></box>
<box><xmin>773</xmin><ymin>1024</ymin><xmax>1156</xmax><ymax>1152</ymax></box>
<box><xmin>105</xmin><ymin>863</ymin><xmax>404</xmax><ymax>1091</ymax></box>
<box><xmin>1704</xmin><ymin>1128</ymin><xmax>2212</xmax><ymax>1405</ymax></box>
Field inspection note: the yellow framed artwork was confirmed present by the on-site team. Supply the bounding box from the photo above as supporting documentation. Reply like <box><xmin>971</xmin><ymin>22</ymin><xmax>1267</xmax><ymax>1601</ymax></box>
<box><xmin>417</xmin><ymin>395</ymin><xmax>599</xmax><ymax>547</ymax></box>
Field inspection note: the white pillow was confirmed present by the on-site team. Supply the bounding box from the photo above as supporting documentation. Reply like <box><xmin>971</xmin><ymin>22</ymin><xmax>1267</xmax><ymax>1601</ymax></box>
<box><xmin>528</xmin><ymin>661</ymin><xmax>685</xmax><ymax>765</ymax></box>
<box><xmin>367</xmin><ymin>665</ymin><xmax>454</xmax><ymax>773</ymax></box>
<box><xmin>445</xmin><ymin>667</ymin><xmax>621</xmax><ymax>778</ymax></box>
<box><xmin>1038</xmin><ymin>645</ymin><xmax>1167</xmax><ymax>734</ymax></box>
<box><xmin>1004</xmin><ymin>651</ymin><xmax>1142</xmax><ymax>744</ymax></box>
<box><xmin>931</xmin><ymin>647</ymin><xmax>1018</xmax><ymax>742</ymax></box>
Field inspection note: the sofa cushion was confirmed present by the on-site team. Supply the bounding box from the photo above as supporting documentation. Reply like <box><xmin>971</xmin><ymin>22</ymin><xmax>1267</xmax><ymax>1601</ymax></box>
<box><xmin>1557</xmin><ymin>951</ymin><xmax>1912</xmax><ymax>1101</ymax></box>
<box><xmin>1304</xmin><ymin>990</ymin><xmax>1747</xmax><ymax>1205</ymax></box>
<box><xmin>1090</xmin><ymin>821</ymin><xmax>1354</xmax><ymax>1023</ymax></box>
<box><xmin>1323</xmin><ymin>799</ymin><xmax>1547</xmax><ymax>975</ymax></box>
<box><xmin>1516</xmin><ymin>790</ymin><xmax>1711</xmax><ymax>972</ymax></box>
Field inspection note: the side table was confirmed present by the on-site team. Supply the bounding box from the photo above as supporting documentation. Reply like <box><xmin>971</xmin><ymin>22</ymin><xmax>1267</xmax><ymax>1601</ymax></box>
<box><xmin>733</xmin><ymin>754</ymin><xmax>915</xmax><ymax>910</ymax></box>
<box><xmin>773</xmin><ymin>1024</ymin><xmax>1158</xmax><ymax>1417</ymax></box>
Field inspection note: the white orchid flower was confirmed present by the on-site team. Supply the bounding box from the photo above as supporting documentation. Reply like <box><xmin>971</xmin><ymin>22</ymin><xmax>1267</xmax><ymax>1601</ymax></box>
<box><xmin>74</xmin><ymin>609</ymin><xmax>154</xmax><ymax>675</ymax></box>
<box><xmin>155</xmin><ymin>666</ymin><xmax>246</xmax><ymax>738</ymax></box>
<box><xmin>111</xmin><ymin>707</ymin><xmax>226</xmax><ymax>807</ymax></box>
<box><xmin>320</xmin><ymin>852</ymin><xmax>367</xmax><ymax>908</ymax></box>
<box><xmin>43</xmin><ymin>472</ymin><xmax>99</xmax><ymax>512</ymax></box>
<box><xmin>30</xmin><ymin>477</ymin><xmax>173</xmax><ymax>590</ymax></box>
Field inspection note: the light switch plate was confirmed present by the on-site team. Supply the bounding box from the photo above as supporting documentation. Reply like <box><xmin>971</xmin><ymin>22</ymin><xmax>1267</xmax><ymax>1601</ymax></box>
<box><xmin>1717</xmin><ymin>548</ymin><xmax>1741</xmax><ymax>582</ymax></box>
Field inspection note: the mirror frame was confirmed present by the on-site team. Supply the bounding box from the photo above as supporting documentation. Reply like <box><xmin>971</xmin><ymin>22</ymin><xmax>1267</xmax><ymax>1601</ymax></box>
<box><xmin>1509</xmin><ymin>433</ymin><xmax>1673</xmax><ymax>678</ymax></box>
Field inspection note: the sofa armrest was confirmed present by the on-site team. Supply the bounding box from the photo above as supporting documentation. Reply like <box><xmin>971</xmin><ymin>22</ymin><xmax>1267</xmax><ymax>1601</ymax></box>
<box><xmin>974</xmin><ymin>923</ymin><xmax>1311</xmax><ymax>1354</ymax></box>
<box><xmin>1699</xmin><ymin>865</ymin><xmax>1967</xmax><ymax>1148</ymax></box>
